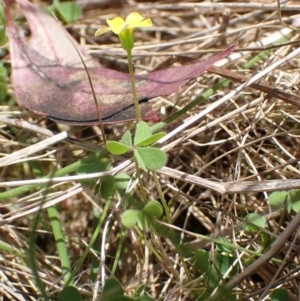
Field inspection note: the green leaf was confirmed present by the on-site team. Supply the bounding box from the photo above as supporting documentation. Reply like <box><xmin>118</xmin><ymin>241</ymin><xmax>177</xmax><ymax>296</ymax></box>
<box><xmin>77</xmin><ymin>160</ymin><xmax>111</xmax><ymax>185</ymax></box>
<box><xmin>100</xmin><ymin>278</ymin><xmax>124</xmax><ymax>301</ymax></box>
<box><xmin>29</xmin><ymin>161</ymin><xmax>44</xmax><ymax>178</ymax></box>
<box><xmin>243</xmin><ymin>213</ymin><xmax>265</xmax><ymax>232</ymax></box>
<box><xmin>132</xmin><ymin>283</ymin><xmax>145</xmax><ymax>298</ymax></box>
<box><xmin>271</xmin><ymin>288</ymin><xmax>289</xmax><ymax>301</ymax></box>
<box><xmin>114</xmin><ymin>173</ymin><xmax>130</xmax><ymax>190</ymax></box>
<box><xmin>121</xmin><ymin>209</ymin><xmax>140</xmax><ymax>228</ymax></box>
<box><xmin>288</xmin><ymin>189</ymin><xmax>300</xmax><ymax>213</ymax></box>
<box><xmin>136</xmin><ymin>212</ymin><xmax>148</xmax><ymax>230</ymax></box>
<box><xmin>134</xmin><ymin>149</ymin><xmax>148</xmax><ymax>172</ymax></box>
<box><xmin>205</xmin><ymin>265</ymin><xmax>219</xmax><ymax>287</ymax></box>
<box><xmin>143</xmin><ymin>200</ymin><xmax>163</xmax><ymax>217</ymax></box>
<box><xmin>214</xmin><ymin>252</ymin><xmax>238</xmax><ymax>276</ymax></box>
<box><xmin>135</xmin><ymin>132</ymin><xmax>166</xmax><ymax>147</ymax></box>
<box><xmin>269</xmin><ymin>191</ymin><xmax>287</xmax><ymax>210</ymax></box>
<box><xmin>58</xmin><ymin>286</ymin><xmax>82</xmax><ymax>301</ymax></box>
<box><xmin>54</xmin><ymin>1</ymin><xmax>82</xmax><ymax>24</ymax></box>
<box><xmin>106</xmin><ymin>141</ymin><xmax>131</xmax><ymax>155</ymax></box>
<box><xmin>134</xmin><ymin>121</ymin><xmax>152</xmax><ymax>146</ymax></box>
<box><xmin>101</xmin><ymin>176</ymin><xmax>115</xmax><ymax>200</ymax></box>
<box><xmin>200</xmin><ymin>252</ymin><xmax>238</xmax><ymax>287</ymax></box>
<box><xmin>195</xmin><ymin>249</ymin><xmax>210</xmax><ymax>273</ymax></box>
<box><xmin>216</xmin><ymin>237</ymin><xmax>233</xmax><ymax>253</ymax></box>
<box><xmin>120</xmin><ymin>130</ymin><xmax>132</xmax><ymax>147</ymax></box>
<box><xmin>136</xmin><ymin>147</ymin><xmax>167</xmax><ymax>171</ymax></box>
<box><xmin>77</xmin><ymin>161</ymin><xmax>111</xmax><ymax>174</ymax></box>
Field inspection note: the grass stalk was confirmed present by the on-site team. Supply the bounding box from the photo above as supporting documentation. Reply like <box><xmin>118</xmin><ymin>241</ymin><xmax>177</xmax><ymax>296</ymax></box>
<box><xmin>47</xmin><ymin>205</ymin><xmax>73</xmax><ymax>286</ymax></box>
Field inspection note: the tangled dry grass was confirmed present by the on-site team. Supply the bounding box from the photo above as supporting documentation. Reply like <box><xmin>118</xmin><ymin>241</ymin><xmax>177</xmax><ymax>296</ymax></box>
<box><xmin>1</xmin><ymin>0</ymin><xmax>300</xmax><ymax>300</ymax></box>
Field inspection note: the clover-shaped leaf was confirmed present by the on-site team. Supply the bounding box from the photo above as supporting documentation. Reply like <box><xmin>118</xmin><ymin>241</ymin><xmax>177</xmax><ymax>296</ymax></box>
<box><xmin>120</xmin><ymin>130</ymin><xmax>132</xmax><ymax>147</ymax></box>
<box><xmin>134</xmin><ymin>121</ymin><xmax>152</xmax><ymax>146</ymax></box>
<box><xmin>100</xmin><ymin>278</ymin><xmax>124</xmax><ymax>301</ymax></box>
<box><xmin>121</xmin><ymin>209</ymin><xmax>141</xmax><ymax>228</ymax></box>
<box><xmin>106</xmin><ymin>141</ymin><xmax>131</xmax><ymax>155</ymax></box>
<box><xmin>136</xmin><ymin>132</ymin><xmax>166</xmax><ymax>147</ymax></box>
<box><xmin>134</xmin><ymin>149</ymin><xmax>147</xmax><ymax>172</ymax></box>
<box><xmin>288</xmin><ymin>189</ymin><xmax>300</xmax><ymax>213</ymax></box>
<box><xmin>107</xmin><ymin>131</ymin><xmax>133</xmax><ymax>155</ymax></box>
<box><xmin>135</xmin><ymin>147</ymin><xmax>167</xmax><ymax>172</ymax></box>
<box><xmin>58</xmin><ymin>286</ymin><xmax>82</xmax><ymax>301</ymax></box>
<box><xmin>243</xmin><ymin>213</ymin><xmax>265</xmax><ymax>232</ymax></box>
<box><xmin>134</xmin><ymin>121</ymin><xmax>165</xmax><ymax>146</ymax></box>
<box><xmin>114</xmin><ymin>173</ymin><xmax>130</xmax><ymax>190</ymax></box>
<box><xmin>269</xmin><ymin>191</ymin><xmax>287</xmax><ymax>210</ymax></box>
<box><xmin>143</xmin><ymin>200</ymin><xmax>163</xmax><ymax>217</ymax></box>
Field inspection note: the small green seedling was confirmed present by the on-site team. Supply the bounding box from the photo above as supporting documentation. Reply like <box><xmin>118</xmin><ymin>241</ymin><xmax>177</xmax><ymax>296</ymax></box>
<box><xmin>121</xmin><ymin>200</ymin><xmax>163</xmax><ymax>229</ymax></box>
<box><xmin>269</xmin><ymin>189</ymin><xmax>300</xmax><ymax>213</ymax></box>
<box><xmin>107</xmin><ymin>121</ymin><xmax>167</xmax><ymax>172</ymax></box>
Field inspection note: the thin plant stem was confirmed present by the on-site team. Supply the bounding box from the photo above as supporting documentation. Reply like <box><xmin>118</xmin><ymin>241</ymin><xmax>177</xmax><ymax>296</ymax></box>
<box><xmin>150</xmin><ymin>232</ymin><xmax>180</xmax><ymax>281</ymax></box>
<box><xmin>47</xmin><ymin>205</ymin><xmax>73</xmax><ymax>285</ymax></box>
<box><xmin>134</xmin><ymin>157</ymin><xmax>147</xmax><ymax>204</ymax></box>
<box><xmin>111</xmin><ymin>226</ymin><xmax>126</xmax><ymax>277</ymax></box>
<box><xmin>127</xmin><ymin>50</ymin><xmax>141</xmax><ymax>122</ymax></box>
<box><xmin>152</xmin><ymin>171</ymin><xmax>171</xmax><ymax>224</ymax></box>
<box><xmin>135</xmin><ymin>227</ymin><xmax>163</xmax><ymax>262</ymax></box>
<box><xmin>28</xmin><ymin>186</ymin><xmax>56</xmax><ymax>301</ymax></box>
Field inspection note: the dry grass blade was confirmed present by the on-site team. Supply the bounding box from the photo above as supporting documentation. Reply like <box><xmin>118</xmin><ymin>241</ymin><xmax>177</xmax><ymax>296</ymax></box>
<box><xmin>0</xmin><ymin>132</ymin><xmax>67</xmax><ymax>167</ymax></box>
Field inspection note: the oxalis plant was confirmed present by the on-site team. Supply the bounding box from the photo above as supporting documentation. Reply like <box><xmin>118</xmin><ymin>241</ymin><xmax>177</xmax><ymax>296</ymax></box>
<box><xmin>91</xmin><ymin>12</ymin><xmax>169</xmax><ymax>301</ymax></box>
<box><xmin>95</xmin><ymin>12</ymin><xmax>168</xmax><ymax>225</ymax></box>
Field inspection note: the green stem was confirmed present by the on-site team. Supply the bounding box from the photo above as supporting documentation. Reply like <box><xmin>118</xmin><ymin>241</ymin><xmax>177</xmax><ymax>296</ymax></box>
<box><xmin>134</xmin><ymin>157</ymin><xmax>147</xmax><ymax>204</ymax></box>
<box><xmin>47</xmin><ymin>205</ymin><xmax>73</xmax><ymax>286</ymax></box>
<box><xmin>135</xmin><ymin>227</ymin><xmax>163</xmax><ymax>262</ymax></box>
<box><xmin>111</xmin><ymin>226</ymin><xmax>126</xmax><ymax>277</ymax></box>
<box><xmin>127</xmin><ymin>50</ymin><xmax>141</xmax><ymax>122</ymax></box>
<box><xmin>28</xmin><ymin>197</ymin><xmax>50</xmax><ymax>301</ymax></box>
<box><xmin>0</xmin><ymin>151</ymin><xmax>107</xmax><ymax>201</ymax></box>
<box><xmin>152</xmin><ymin>172</ymin><xmax>171</xmax><ymax>224</ymax></box>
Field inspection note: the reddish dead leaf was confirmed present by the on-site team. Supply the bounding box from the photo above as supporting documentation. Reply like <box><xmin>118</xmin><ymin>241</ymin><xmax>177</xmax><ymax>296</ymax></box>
<box><xmin>5</xmin><ymin>0</ymin><xmax>236</xmax><ymax>125</ymax></box>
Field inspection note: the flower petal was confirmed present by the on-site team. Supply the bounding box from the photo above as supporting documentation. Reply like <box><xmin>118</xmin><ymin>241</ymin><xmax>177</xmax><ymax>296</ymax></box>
<box><xmin>95</xmin><ymin>27</ymin><xmax>112</xmax><ymax>36</ymax></box>
<box><xmin>106</xmin><ymin>16</ymin><xmax>126</xmax><ymax>34</ymax></box>
<box><xmin>125</xmin><ymin>12</ymin><xmax>152</xmax><ymax>28</ymax></box>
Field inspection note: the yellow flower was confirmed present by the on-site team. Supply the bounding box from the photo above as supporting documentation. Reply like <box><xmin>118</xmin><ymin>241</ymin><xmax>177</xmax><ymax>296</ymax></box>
<box><xmin>95</xmin><ymin>12</ymin><xmax>152</xmax><ymax>51</ymax></box>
